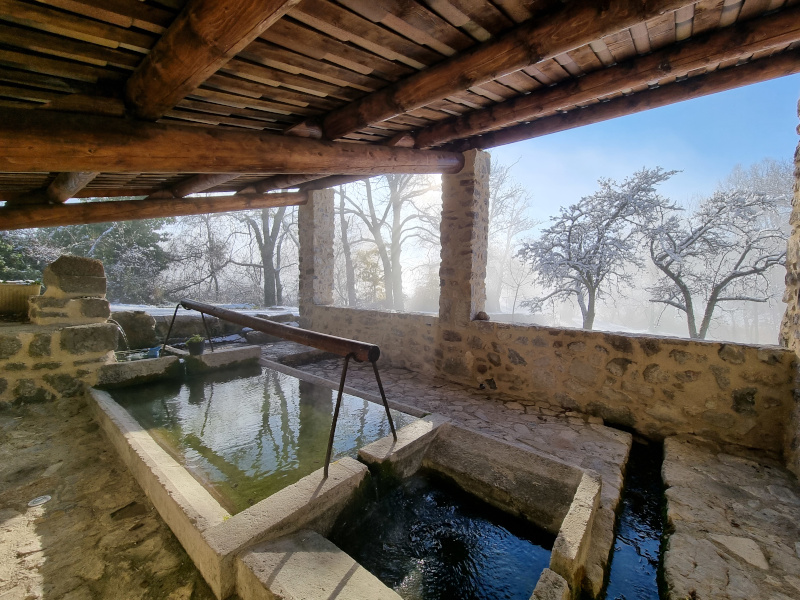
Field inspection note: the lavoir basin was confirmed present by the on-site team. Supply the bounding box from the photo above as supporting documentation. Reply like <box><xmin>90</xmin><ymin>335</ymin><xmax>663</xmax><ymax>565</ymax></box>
<box><xmin>110</xmin><ymin>366</ymin><xmax>417</xmax><ymax>513</ymax></box>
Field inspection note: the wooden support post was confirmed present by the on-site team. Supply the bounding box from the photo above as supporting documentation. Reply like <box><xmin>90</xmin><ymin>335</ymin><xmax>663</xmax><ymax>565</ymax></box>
<box><xmin>0</xmin><ymin>192</ymin><xmax>306</xmax><ymax>230</ymax></box>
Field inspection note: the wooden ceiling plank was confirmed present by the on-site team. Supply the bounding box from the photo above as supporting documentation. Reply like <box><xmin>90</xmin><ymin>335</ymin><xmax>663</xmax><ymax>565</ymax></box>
<box><xmin>449</xmin><ymin>48</ymin><xmax>800</xmax><ymax>151</ymax></box>
<box><xmin>0</xmin><ymin>0</ymin><xmax>156</xmax><ymax>52</ymax></box>
<box><xmin>35</xmin><ymin>0</ymin><xmax>174</xmax><ymax>34</ymax></box>
<box><xmin>125</xmin><ymin>0</ymin><xmax>301</xmax><ymax>121</ymax></box>
<box><xmin>0</xmin><ymin>22</ymin><xmax>141</xmax><ymax>69</ymax></box>
<box><xmin>691</xmin><ymin>0</ymin><xmax>725</xmax><ymax>36</ymax></box>
<box><xmin>0</xmin><ymin>108</ymin><xmax>465</xmax><ymax>174</ymax></box>
<box><xmin>321</xmin><ymin>0</ymin><xmax>697</xmax><ymax>141</ymax></box>
<box><xmin>414</xmin><ymin>5</ymin><xmax>800</xmax><ymax>148</ymax></box>
<box><xmin>0</xmin><ymin>48</ymin><xmax>117</xmax><ymax>83</ymax></box>
<box><xmin>0</xmin><ymin>192</ymin><xmax>307</xmax><ymax>230</ymax></box>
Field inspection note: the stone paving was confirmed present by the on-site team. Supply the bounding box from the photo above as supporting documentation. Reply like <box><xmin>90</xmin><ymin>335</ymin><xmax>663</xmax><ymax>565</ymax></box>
<box><xmin>288</xmin><ymin>356</ymin><xmax>633</xmax><ymax>597</ymax></box>
<box><xmin>0</xmin><ymin>396</ymin><xmax>217</xmax><ymax>600</ymax></box>
<box><xmin>663</xmin><ymin>435</ymin><xmax>800</xmax><ymax>600</ymax></box>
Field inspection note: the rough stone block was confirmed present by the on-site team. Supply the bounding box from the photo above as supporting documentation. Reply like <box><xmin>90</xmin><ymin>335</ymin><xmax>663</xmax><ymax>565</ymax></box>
<box><xmin>244</xmin><ymin>330</ymin><xmax>282</xmax><ymax>345</ymax></box>
<box><xmin>42</xmin><ymin>373</ymin><xmax>84</xmax><ymax>397</ymax></box>
<box><xmin>59</xmin><ymin>323</ymin><xmax>118</xmax><ymax>355</ymax></box>
<box><xmin>42</xmin><ymin>255</ymin><xmax>106</xmax><ymax>299</ymax></box>
<box><xmin>29</xmin><ymin>296</ymin><xmax>110</xmax><ymax>325</ymax></box>
<box><xmin>236</xmin><ymin>530</ymin><xmax>402</xmax><ymax>600</ymax></box>
<box><xmin>13</xmin><ymin>379</ymin><xmax>56</xmax><ymax>404</ymax></box>
<box><xmin>531</xmin><ymin>568</ymin><xmax>570</xmax><ymax>600</ymax></box>
<box><xmin>0</xmin><ymin>334</ymin><xmax>22</xmax><ymax>360</ymax></box>
<box><xmin>111</xmin><ymin>310</ymin><xmax>158</xmax><ymax>349</ymax></box>
<box><xmin>28</xmin><ymin>332</ymin><xmax>52</xmax><ymax>358</ymax></box>
<box><xmin>184</xmin><ymin>345</ymin><xmax>261</xmax><ymax>374</ymax></box>
<box><xmin>97</xmin><ymin>356</ymin><xmax>183</xmax><ymax>389</ymax></box>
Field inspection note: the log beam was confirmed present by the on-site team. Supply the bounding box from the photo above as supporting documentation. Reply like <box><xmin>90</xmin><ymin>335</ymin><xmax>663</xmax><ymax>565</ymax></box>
<box><xmin>415</xmin><ymin>6</ymin><xmax>800</xmax><ymax>148</ymax></box>
<box><xmin>146</xmin><ymin>174</ymin><xmax>241</xmax><ymax>200</ymax></box>
<box><xmin>8</xmin><ymin>171</ymin><xmax>99</xmax><ymax>206</ymax></box>
<box><xmin>0</xmin><ymin>192</ymin><xmax>306</xmax><ymax>230</ymax></box>
<box><xmin>125</xmin><ymin>0</ymin><xmax>300</xmax><ymax>120</ymax></box>
<box><xmin>448</xmin><ymin>50</ymin><xmax>800</xmax><ymax>152</ymax></box>
<box><xmin>0</xmin><ymin>109</ymin><xmax>465</xmax><ymax>174</ymax></box>
<box><xmin>320</xmin><ymin>0</ymin><xmax>695</xmax><ymax>140</ymax></box>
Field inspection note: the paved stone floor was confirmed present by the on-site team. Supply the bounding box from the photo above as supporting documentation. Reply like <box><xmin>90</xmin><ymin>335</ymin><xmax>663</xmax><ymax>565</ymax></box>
<box><xmin>288</xmin><ymin>356</ymin><xmax>633</xmax><ymax>597</ymax></box>
<box><xmin>663</xmin><ymin>435</ymin><xmax>800</xmax><ymax>600</ymax></box>
<box><xmin>0</xmin><ymin>397</ymin><xmax>217</xmax><ymax>600</ymax></box>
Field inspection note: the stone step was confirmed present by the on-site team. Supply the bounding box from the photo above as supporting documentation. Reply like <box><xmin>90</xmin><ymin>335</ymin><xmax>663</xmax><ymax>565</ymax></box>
<box><xmin>236</xmin><ymin>530</ymin><xmax>402</xmax><ymax>600</ymax></box>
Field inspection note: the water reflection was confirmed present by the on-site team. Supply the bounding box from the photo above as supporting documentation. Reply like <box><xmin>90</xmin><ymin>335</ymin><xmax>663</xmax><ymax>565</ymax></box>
<box><xmin>112</xmin><ymin>367</ymin><xmax>416</xmax><ymax>513</ymax></box>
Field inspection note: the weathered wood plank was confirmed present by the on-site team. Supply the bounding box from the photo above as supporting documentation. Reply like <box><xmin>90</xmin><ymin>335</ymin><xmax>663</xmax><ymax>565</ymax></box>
<box><xmin>321</xmin><ymin>0</ymin><xmax>696</xmax><ymax>140</ymax></box>
<box><xmin>448</xmin><ymin>49</ymin><xmax>800</xmax><ymax>151</ymax></box>
<box><xmin>0</xmin><ymin>108</ymin><xmax>465</xmax><ymax>174</ymax></box>
<box><xmin>125</xmin><ymin>0</ymin><xmax>300</xmax><ymax>120</ymax></box>
<box><xmin>0</xmin><ymin>192</ymin><xmax>307</xmax><ymax>230</ymax></box>
<box><xmin>414</xmin><ymin>6</ymin><xmax>800</xmax><ymax>147</ymax></box>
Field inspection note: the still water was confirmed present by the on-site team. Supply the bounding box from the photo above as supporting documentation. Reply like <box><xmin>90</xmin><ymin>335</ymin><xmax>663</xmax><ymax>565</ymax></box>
<box><xmin>112</xmin><ymin>367</ymin><xmax>416</xmax><ymax>513</ymax></box>
<box><xmin>330</xmin><ymin>470</ymin><xmax>554</xmax><ymax>600</ymax></box>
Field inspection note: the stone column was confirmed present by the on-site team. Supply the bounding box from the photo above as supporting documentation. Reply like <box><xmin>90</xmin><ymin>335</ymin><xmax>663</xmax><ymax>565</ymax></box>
<box><xmin>298</xmin><ymin>189</ymin><xmax>334</xmax><ymax>327</ymax></box>
<box><xmin>436</xmin><ymin>149</ymin><xmax>490</xmax><ymax>379</ymax></box>
<box><xmin>781</xmin><ymin>98</ymin><xmax>800</xmax><ymax>477</ymax></box>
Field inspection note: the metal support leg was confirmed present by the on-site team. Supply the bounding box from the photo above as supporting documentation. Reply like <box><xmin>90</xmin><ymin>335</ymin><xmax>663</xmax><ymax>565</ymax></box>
<box><xmin>161</xmin><ymin>303</ymin><xmax>181</xmax><ymax>354</ymax></box>
<box><xmin>372</xmin><ymin>360</ymin><xmax>397</xmax><ymax>441</ymax></box>
<box><xmin>324</xmin><ymin>353</ymin><xmax>353</xmax><ymax>478</ymax></box>
<box><xmin>200</xmin><ymin>312</ymin><xmax>215</xmax><ymax>352</ymax></box>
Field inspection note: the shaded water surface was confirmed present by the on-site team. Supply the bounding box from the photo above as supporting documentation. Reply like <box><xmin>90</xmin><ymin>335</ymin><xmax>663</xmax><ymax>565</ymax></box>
<box><xmin>329</xmin><ymin>471</ymin><xmax>554</xmax><ymax>600</ymax></box>
<box><xmin>601</xmin><ymin>441</ymin><xmax>664</xmax><ymax>600</ymax></box>
<box><xmin>111</xmin><ymin>367</ymin><xmax>415</xmax><ymax>513</ymax></box>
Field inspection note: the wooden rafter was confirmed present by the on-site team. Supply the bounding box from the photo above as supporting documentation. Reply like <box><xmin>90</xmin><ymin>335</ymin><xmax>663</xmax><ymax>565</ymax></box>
<box><xmin>125</xmin><ymin>0</ymin><xmax>301</xmax><ymax>120</ymax></box>
<box><xmin>0</xmin><ymin>192</ymin><xmax>307</xmax><ymax>230</ymax></box>
<box><xmin>7</xmin><ymin>171</ymin><xmax>99</xmax><ymax>205</ymax></box>
<box><xmin>146</xmin><ymin>174</ymin><xmax>240</xmax><ymax>200</ymax></box>
<box><xmin>320</xmin><ymin>0</ymin><xmax>696</xmax><ymax>140</ymax></box>
<box><xmin>414</xmin><ymin>5</ymin><xmax>800</xmax><ymax>148</ymax></box>
<box><xmin>448</xmin><ymin>50</ymin><xmax>800</xmax><ymax>152</ymax></box>
<box><xmin>0</xmin><ymin>109</ymin><xmax>465</xmax><ymax>174</ymax></box>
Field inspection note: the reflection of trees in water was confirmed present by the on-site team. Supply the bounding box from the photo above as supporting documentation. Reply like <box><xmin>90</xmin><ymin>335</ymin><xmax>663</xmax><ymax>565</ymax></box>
<box><xmin>252</xmin><ymin>371</ymin><xmax>295</xmax><ymax>473</ymax></box>
<box><xmin>296</xmin><ymin>380</ymin><xmax>333</xmax><ymax>471</ymax></box>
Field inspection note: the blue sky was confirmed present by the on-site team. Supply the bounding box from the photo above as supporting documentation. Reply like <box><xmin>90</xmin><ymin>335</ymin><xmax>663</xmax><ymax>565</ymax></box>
<box><xmin>489</xmin><ymin>74</ymin><xmax>800</xmax><ymax>224</ymax></box>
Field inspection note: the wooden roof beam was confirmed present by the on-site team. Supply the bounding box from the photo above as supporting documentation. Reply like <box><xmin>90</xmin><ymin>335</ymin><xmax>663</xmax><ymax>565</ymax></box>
<box><xmin>146</xmin><ymin>174</ymin><xmax>241</xmax><ymax>200</ymax></box>
<box><xmin>0</xmin><ymin>192</ymin><xmax>306</xmax><ymax>231</ymax></box>
<box><xmin>414</xmin><ymin>5</ymin><xmax>800</xmax><ymax>148</ymax></box>
<box><xmin>0</xmin><ymin>108</ymin><xmax>465</xmax><ymax>174</ymax></box>
<box><xmin>125</xmin><ymin>0</ymin><xmax>301</xmax><ymax>120</ymax></box>
<box><xmin>320</xmin><ymin>0</ymin><xmax>697</xmax><ymax>140</ymax></box>
<box><xmin>7</xmin><ymin>171</ymin><xmax>99</xmax><ymax>206</ymax></box>
<box><xmin>449</xmin><ymin>49</ymin><xmax>800</xmax><ymax>152</ymax></box>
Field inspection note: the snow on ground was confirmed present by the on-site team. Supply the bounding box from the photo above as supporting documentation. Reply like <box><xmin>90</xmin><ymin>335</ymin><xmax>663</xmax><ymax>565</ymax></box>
<box><xmin>110</xmin><ymin>304</ymin><xmax>299</xmax><ymax>317</ymax></box>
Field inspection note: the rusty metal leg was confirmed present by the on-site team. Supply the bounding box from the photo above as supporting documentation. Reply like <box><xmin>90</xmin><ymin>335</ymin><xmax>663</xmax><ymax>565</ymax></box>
<box><xmin>324</xmin><ymin>353</ymin><xmax>353</xmax><ymax>478</ymax></box>
<box><xmin>161</xmin><ymin>303</ymin><xmax>181</xmax><ymax>354</ymax></box>
<box><xmin>200</xmin><ymin>312</ymin><xmax>215</xmax><ymax>352</ymax></box>
<box><xmin>372</xmin><ymin>360</ymin><xmax>397</xmax><ymax>441</ymax></box>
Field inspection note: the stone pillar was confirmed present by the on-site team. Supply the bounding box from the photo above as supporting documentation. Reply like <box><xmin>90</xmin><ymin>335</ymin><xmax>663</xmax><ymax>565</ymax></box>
<box><xmin>439</xmin><ymin>149</ymin><xmax>490</xmax><ymax>326</ymax></box>
<box><xmin>436</xmin><ymin>149</ymin><xmax>490</xmax><ymax>379</ymax></box>
<box><xmin>781</xmin><ymin>98</ymin><xmax>800</xmax><ymax>352</ymax></box>
<box><xmin>781</xmin><ymin>98</ymin><xmax>800</xmax><ymax>477</ymax></box>
<box><xmin>298</xmin><ymin>189</ymin><xmax>334</xmax><ymax>327</ymax></box>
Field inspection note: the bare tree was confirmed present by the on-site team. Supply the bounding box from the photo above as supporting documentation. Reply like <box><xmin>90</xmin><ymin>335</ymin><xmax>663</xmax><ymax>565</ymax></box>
<box><xmin>518</xmin><ymin>167</ymin><xmax>675</xmax><ymax>329</ymax></box>
<box><xmin>339</xmin><ymin>175</ymin><xmax>437</xmax><ymax>310</ymax></box>
<box><xmin>233</xmin><ymin>207</ymin><xmax>288</xmax><ymax>306</ymax></box>
<box><xmin>486</xmin><ymin>160</ymin><xmax>537</xmax><ymax>312</ymax></box>
<box><xmin>647</xmin><ymin>188</ymin><xmax>787</xmax><ymax>339</ymax></box>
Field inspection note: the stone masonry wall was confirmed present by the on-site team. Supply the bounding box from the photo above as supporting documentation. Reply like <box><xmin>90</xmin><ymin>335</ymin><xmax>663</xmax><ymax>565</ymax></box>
<box><xmin>780</xmin><ymin>98</ymin><xmax>800</xmax><ymax>475</ymax></box>
<box><xmin>298</xmin><ymin>188</ymin><xmax>334</xmax><ymax>325</ymax></box>
<box><xmin>0</xmin><ymin>322</ymin><xmax>118</xmax><ymax>405</ymax></box>
<box><xmin>306</xmin><ymin>306</ymin><xmax>796</xmax><ymax>455</ymax></box>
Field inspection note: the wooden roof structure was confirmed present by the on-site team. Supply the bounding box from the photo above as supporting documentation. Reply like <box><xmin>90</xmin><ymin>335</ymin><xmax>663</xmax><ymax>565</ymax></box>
<box><xmin>0</xmin><ymin>0</ymin><xmax>799</xmax><ymax>228</ymax></box>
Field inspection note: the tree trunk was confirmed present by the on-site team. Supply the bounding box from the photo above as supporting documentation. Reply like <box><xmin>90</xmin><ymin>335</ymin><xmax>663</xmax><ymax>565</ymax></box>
<box><xmin>583</xmin><ymin>288</ymin><xmax>596</xmax><ymax>329</ymax></box>
<box><xmin>390</xmin><ymin>186</ymin><xmax>404</xmax><ymax>311</ymax></box>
